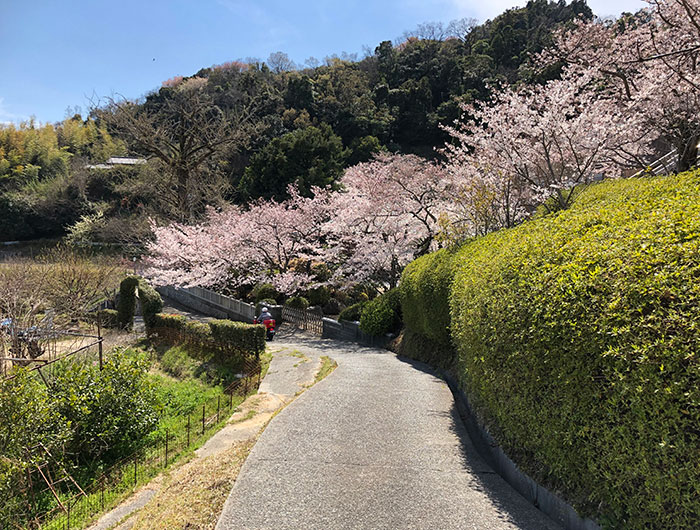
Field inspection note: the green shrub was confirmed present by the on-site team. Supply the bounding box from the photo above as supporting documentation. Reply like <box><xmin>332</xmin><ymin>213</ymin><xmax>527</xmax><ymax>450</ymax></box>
<box><xmin>322</xmin><ymin>298</ymin><xmax>342</xmax><ymax>315</ymax></box>
<box><xmin>208</xmin><ymin>319</ymin><xmax>266</xmax><ymax>358</ymax></box>
<box><xmin>359</xmin><ymin>288</ymin><xmax>402</xmax><ymax>336</ymax></box>
<box><xmin>97</xmin><ymin>308</ymin><xmax>119</xmax><ymax>329</ymax></box>
<box><xmin>255</xmin><ymin>299</ymin><xmax>277</xmax><ymax>315</ymax></box>
<box><xmin>138</xmin><ymin>278</ymin><xmax>163</xmax><ymax>329</ymax></box>
<box><xmin>338</xmin><ymin>301</ymin><xmax>366</xmax><ymax>322</ymax></box>
<box><xmin>306</xmin><ymin>286</ymin><xmax>331</xmax><ymax>306</ymax></box>
<box><xmin>116</xmin><ymin>276</ymin><xmax>139</xmax><ymax>330</ymax></box>
<box><xmin>251</xmin><ymin>283</ymin><xmax>279</xmax><ymax>303</ymax></box>
<box><xmin>285</xmin><ymin>296</ymin><xmax>309</xmax><ymax>310</ymax></box>
<box><xmin>399</xmin><ymin>248</ymin><xmax>458</xmax><ymax>367</ymax></box>
<box><xmin>51</xmin><ymin>348</ymin><xmax>160</xmax><ymax>464</ymax></box>
<box><xmin>450</xmin><ymin>171</ymin><xmax>700</xmax><ymax>528</ymax></box>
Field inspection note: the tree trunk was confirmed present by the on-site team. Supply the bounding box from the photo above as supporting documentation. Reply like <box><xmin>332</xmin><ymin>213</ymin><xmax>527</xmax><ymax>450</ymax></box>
<box><xmin>677</xmin><ymin>134</ymin><xmax>699</xmax><ymax>173</ymax></box>
<box><xmin>176</xmin><ymin>166</ymin><xmax>189</xmax><ymax>222</ymax></box>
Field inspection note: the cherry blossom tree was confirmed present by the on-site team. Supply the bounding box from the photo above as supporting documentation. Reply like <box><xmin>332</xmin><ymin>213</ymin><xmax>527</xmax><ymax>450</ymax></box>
<box><xmin>146</xmin><ymin>186</ymin><xmax>334</xmax><ymax>294</ymax></box>
<box><xmin>325</xmin><ymin>153</ymin><xmax>453</xmax><ymax>288</ymax></box>
<box><xmin>443</xmin><ymin>69</ymin><xmax>649</xmax><ymax>231</ymax></box>
<box><xmin>545</xmin><ymin>0</ymin><xmax>700</xmax><ymax>171</ymax></box>
<box><xmin>147</xmin><ymin>154</ymin><xmax>455</xmax><ymax>292</ymax></box>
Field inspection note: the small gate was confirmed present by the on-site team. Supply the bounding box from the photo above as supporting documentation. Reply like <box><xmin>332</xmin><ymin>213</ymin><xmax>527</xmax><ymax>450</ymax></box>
<box><xmin>281</xmin><ymin>306</ymin><xmax>323</xmax><ymax>335</ymax></box>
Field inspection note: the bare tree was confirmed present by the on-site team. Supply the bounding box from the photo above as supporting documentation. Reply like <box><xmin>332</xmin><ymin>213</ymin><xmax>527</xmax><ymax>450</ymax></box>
<box><xmin>99</xmin><ymin>76</ymin><xmax>260</xmax><ymax>221</ymax></box>
<box><xmin>267</xmin><ymin>51</ymin><xmax>296</xmax><ymax>73</ymax></box>
<box><xmin>399</xmin><ymin>17</ymin><xmax>477</xmax><ymax>43</ymax></box>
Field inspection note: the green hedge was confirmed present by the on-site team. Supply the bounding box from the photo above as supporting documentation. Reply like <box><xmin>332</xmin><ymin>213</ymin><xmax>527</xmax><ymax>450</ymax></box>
<box><xmin>116</xmin><ymin>276</ymin><xmax>139</xmax><ymax>330</ymax></box>
<box><xmin>255</xmin><ymin>299</ymin><xmax>277</xmax><ymax>316</ymax></box>
<box><xmin>399</xmin><ymin>248</ymin><xmax>458</xmax><ymax>367</ymax></box>
<box><xmin>338</xmin><ymin>301</ymin><xmax>366</xmax><ymax>322</ymax></box>
<box><xmin>359</xmin><ymin>288</ymin><xmax>402</xmax><ymax>336</ymax></box>
<box><xmin>151</xmin><ymin>314</ymin><xmax>265</xmax><ymax>359</ymax></box>
<box><xmin>138</xmin><ymin>278</ymin><xmax>163</xmax><ymax>329</ymax></box>
<box><xmin>306</xmin><ymin>286</ymin><xmax>331</xmax><ymax>306</ymax></box>
<box><xmin>285</xmin><ymin>296</ymin><xmax>309</xmax><ymax>310</ymax></box>
<box><xmin>251</xmin><ymin>283</ymin><xmax>279</xmax><ymax>303</ymax></box>
<box><xmin>97</xmin><ymin>309</ymin><xmax>119</xmax><ymax>329</ymax></box>
<box><xmin>209</xmin><ymin>319</ymin><xmax>266</xmax><ymax>357</ymax></box>
<box><xmin>449</xmin><ymin>172</ymin><xmax>700</xmax><ymax>528</ymax></box>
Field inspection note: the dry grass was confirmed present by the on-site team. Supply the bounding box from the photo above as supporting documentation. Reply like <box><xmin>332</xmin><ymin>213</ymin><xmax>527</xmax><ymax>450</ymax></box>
<box><xmin>129</xmin><ymin>440</ymin><xmax>254</xmax><ymax>530</ymax></box>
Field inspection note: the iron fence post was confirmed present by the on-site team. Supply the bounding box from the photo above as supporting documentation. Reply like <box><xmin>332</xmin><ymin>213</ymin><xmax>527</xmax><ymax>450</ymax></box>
<box><xmin>187</xmin><ymin>415</ymin><xmax>191</xmax><ymax>447</ymax></box>
<box><xmin>202</xmin><ymin>404</ymin><xmax>205</xmax><ymax>435</ymax></box>
<box><xmin>165</xmin><ymin>431</ymin><xmax>169</xmax><ymax>467</ymax></box>
<box><xmin>217</xmin><ymin>396</ymin><xmax>220</xmax><ymax>423</ymax></box>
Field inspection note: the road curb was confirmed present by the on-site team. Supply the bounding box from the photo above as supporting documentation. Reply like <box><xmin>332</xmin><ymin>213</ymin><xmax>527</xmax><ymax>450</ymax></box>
<box><xmin>442</xmin><ymin>372</ymin><xmax>601</xmax><ymax>530</ymax></box>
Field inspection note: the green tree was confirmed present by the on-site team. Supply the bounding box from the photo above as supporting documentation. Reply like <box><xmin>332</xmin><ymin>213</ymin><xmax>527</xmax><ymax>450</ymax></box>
<box><xmin>238</xmin><ymin>123</ymin><xmax>348</xmax><ymax>201</ymax></box>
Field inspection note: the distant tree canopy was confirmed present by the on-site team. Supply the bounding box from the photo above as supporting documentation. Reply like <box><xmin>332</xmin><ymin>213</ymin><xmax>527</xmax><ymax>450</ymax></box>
<box><xmin>238</xmin><ymin>124</ymin><xmax>348</xmax><ymax>201</ymax></box>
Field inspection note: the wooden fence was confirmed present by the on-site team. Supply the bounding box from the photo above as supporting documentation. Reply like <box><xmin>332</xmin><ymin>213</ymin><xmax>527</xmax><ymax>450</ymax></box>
<box><xmin>281</xmin><ymin>306</ymin><xmax>324</xmax><ymax>335</ymax></box>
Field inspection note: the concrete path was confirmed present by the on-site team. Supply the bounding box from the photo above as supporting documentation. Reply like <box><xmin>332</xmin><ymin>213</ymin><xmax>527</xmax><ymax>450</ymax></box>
<box><xmin>216</xmin><ymin>332</ymin><xmax>561</xmax><ymax>530</ymax></box>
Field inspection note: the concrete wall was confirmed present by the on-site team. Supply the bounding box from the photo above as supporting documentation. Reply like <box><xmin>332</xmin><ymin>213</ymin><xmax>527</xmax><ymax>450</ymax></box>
<box><xmin>321</xmin><ymin>317</ymin><xmax>392</xmax><ymax>348</ymax></box>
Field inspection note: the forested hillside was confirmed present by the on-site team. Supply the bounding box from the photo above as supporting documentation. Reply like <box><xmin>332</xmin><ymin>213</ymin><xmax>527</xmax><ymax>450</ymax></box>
<box><xmin>0</xmin><ymin>0</ymin><xmax>592</xmax><ymax>242</ymax></box>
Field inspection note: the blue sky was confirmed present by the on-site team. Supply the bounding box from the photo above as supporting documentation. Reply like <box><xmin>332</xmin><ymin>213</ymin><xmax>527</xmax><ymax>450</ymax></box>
<box><xmin>0</xmin><ymin>0</ymin><xmax>645</xmax><ymax>124</ymax></box>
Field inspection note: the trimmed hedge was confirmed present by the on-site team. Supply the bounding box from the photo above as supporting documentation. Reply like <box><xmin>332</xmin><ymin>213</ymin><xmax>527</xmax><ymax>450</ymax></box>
<box><xmin>338</xmin><ymin>301</ymin><xmax>366</xmax><ymax>322</ymax></box>
<box><xmin>209</xmin><ymin>319</ymin><xmax>266</xmax><ymax>357</ymax></box>
<box><xmin>284</xmin><ymin>296</ymin><xmax>309</xmax><ymax>310</ymax></box>
<box><xmin>449</xmin><ymin>172</ymin><xmax>700</xmax><ymax>528</ymax></box>
<box><xmin>138</xmin><ymin>278</ymin><xmax>163</xmax><ymax>330</ymax></box>
<box><xmin>306</xmin><ymin>286</ymin><xmax>331</xmax><ymax>307</ymax></box>
<box><xmin>116</xmin><ymin>276</ymin><xmax>139</xmax><ymax>330</ymax></box>
<box><xmin>399</xmin><ymin>248</ymin><xmax>458</xmax><ymax>367</ymax></box>
<box><xmin>359</xmin><ymin>288</ymin><xmax>402</xmax><ymax>337</ymax></box>
<box><xmin>97</xmin><ymin>309</ymin><xmax>119</xmax><ymax>329</ymax></box>
<box><xmin>151</xmin><ymin>314</ymin><xmax>265</xmax><ymax>359</ymax></box>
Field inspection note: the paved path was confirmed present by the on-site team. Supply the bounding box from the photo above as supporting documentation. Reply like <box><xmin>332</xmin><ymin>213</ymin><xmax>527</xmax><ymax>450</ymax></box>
<box><xmin>216</xmin><ymin>332</ymin><xmax>561</xmax><ymax>530</ymax></box>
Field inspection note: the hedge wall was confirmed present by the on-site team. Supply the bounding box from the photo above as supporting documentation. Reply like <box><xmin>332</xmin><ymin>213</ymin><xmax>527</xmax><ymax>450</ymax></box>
<box><xmin>209</xmin><ymin>319</ymin><xmax>266</xmax><ymax>357</ymax></box>
<box><xmin>97</xmin><ymin>309</ymin><xmax>119</xmax><ymax>329</ymax></box>
<box><xmin>359</xmin><ymin>288</ymin><xmax>402</xmax><ymax>337</ymax></box>
<box><xmin>151</xmin><ymin>314</ymin><xmax>265</xmax><ymax>359</ymax></box>
<box><xmin>449</xmin><ymin>172</ymin><xmax>700</xmax><ymax>528</ymax></box>
<box><xmin>399</xmin><ymin>248</ymin><xmax>458</xmax><ymax>367</ymax></box>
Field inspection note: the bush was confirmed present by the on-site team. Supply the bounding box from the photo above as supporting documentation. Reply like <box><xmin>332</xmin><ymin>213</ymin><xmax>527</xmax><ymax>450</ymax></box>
<box><xmin>208</xmin><ymin>319</ymin><xmax>266</xmax><ymax>358</ymax></box>
<box><xmin>285</xmin><ymin>296</ymin><xmax>309</xmax><ymax>310</ymax></box>
<box><xmin>255</xmin><ymin>299</ymin><xmax>277</xmax><ymax>316</ymax></box>
<box><xmin>399</xmin><ymin>248</ymin><xmax>458</xmax><ymax>367</ymax></box>
<box><xmin>251</xmin><ymin>283</ymin><xmax>279</xmax><ymax>303</ymax></box>
<box><xmin>450</xmin><ymin>172</ymin><xmax>700</xmax><ymax>528</ymax></box>
<box><xmin>306</xmin><ymin>286</ymin><xmax>331</xmax><ymax>306</ymax></box>
<box><xmin>338</xmin><ymin>301</ymin><xmax>366</xmax><ymax>322</ymax></box>
<box><xmin>359</xmin><ymin>289</ymin><xmax>402</xmax><ymax>336</ymax></box>
<box><xmin>97</xmin><ymin>308</ymin><xmax>119</xmax><ymax>329</ymax></box>
<box><xmin>322</xmin><ymin>298</ymin><xmax>342</xmax><ymax>315</ymax></box>
<box><xmin>138</xmin><ymin>278</ymin><xmax>163</xmax><ymax>330</ymax></box>
<box><xmin>51</xmin><ymin>348</ymin><xmax>160</xmax><ymax>464</ymax></box>
<box><xmin>117</xmin><ymin>276</ymin><xmax>139</xmax><ymax>330</ymax></box>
